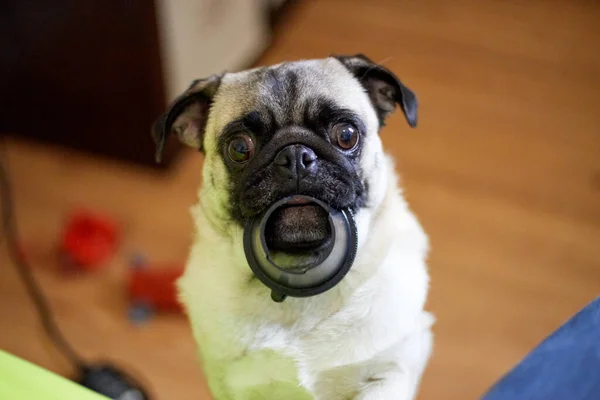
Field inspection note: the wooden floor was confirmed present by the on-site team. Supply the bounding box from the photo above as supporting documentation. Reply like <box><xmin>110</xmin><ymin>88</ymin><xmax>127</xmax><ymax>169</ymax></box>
<box><xmin>1</xmin><ymin>1</ymin><xmax>599</xmax><ymax>399</ymax></box>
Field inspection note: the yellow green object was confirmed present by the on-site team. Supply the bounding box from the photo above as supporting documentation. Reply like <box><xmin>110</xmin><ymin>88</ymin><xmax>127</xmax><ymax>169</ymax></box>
<box><xmin>0</xmin><ymin>350</ymin><xmax>109</xmax><ymax>400</ymax></box>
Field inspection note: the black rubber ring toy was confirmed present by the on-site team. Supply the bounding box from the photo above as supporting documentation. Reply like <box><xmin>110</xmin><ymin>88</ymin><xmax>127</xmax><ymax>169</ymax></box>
<box><xmin>243</xmin><ymin>195</ymin><xmax>358</xmax><ymax>303</ymax></box>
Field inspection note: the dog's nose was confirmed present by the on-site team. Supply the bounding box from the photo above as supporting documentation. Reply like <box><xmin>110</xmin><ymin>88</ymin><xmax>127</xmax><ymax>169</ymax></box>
<box><xmin>274</xmin><ymin>144</ymin><xmax>317</xmax><ymax>179</ymax></box>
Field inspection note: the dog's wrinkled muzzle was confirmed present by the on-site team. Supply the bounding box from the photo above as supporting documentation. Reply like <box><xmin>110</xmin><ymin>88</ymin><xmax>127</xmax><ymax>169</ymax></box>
<box><xmin>243</xmin><ymin>195</ymin><xmax>358</xmax><ymax>302</ymax></box>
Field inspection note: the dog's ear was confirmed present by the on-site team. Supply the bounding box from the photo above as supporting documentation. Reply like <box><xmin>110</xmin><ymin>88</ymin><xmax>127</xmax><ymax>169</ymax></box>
<box><xmin>334</xmin><ymin>54</ymin><xmax>417</xmax><ymax>128</ymax></box>
<box><xmin>151</xmin><ymin>74</ymin><xmax>222</xmax><ymax>162</ymax></box>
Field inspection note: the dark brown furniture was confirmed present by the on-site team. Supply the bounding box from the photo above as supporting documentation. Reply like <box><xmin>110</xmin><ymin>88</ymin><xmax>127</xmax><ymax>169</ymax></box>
<box><xmin>0</xmin><ymin>1</ymin><xmax>292</xmax><ymax>169</ymax></box>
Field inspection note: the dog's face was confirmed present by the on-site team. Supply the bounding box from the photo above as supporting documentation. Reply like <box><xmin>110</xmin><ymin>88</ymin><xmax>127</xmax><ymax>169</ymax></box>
<box><xmin>153</xmin><ymin>55</ymin><xmax>417</xmax><ymax>259</ymax></box>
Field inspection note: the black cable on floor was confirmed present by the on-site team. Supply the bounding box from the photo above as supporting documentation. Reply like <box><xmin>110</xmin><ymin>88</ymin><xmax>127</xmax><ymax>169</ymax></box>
<box><xmin>0</xmin><ymin>143</ymin><xmax>86</xmax><ymax>370</ymax></box>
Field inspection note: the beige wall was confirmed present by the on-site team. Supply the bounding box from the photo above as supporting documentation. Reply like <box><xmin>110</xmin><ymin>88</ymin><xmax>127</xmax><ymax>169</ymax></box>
<box><xmin>155</xmin><ymin>0</ymin><xmax>270</xmax><ymax>101</ymax></box>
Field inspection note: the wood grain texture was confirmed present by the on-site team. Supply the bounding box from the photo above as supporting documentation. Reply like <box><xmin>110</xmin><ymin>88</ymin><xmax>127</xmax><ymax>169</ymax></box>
<box><xmin>1</xmin><ymin>1</ymin><xmax>599</xmax><ymax>399</ymax></box>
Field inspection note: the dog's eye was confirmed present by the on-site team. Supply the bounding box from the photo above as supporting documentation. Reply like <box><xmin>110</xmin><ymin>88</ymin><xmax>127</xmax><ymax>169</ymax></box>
<box><xmin>227</xmin><ymin>134</ymin><xmax>255</xmax><ymax>163</ymax></box>
<box><xmin>330</xmin><ymin>123</ymin><xmax>359</xmax><ymax>150</ymax></box>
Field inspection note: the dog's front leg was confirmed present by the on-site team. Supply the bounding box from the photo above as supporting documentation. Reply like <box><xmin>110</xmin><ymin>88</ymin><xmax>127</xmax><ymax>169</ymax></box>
<box><xmin>353</xmin><ymin>368</ymin><xmax>412</xmax><ymax>400</ymax></box>
<box><xmin>313</xmin><ymin>360</ymin><xmax>415</xmax><ymax>400</ymax></box>
<box><xmin>355</xmin><ymin>313</ymin><xmax>434</xmax><ymax>400</ymax></box>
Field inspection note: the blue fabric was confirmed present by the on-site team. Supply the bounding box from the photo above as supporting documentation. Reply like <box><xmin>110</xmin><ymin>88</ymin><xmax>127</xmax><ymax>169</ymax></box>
<box><xmin>482</xmin><ymin>297</ymin><xmax>600</xmax><ymax>400</ymax></box>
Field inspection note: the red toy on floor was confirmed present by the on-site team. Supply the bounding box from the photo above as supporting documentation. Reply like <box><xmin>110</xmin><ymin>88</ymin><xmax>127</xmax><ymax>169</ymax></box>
<box><xmin>126</xmin><ymin>256</ymin><xmax>185</xmax><ymax>323</ymax></box>
<box><xmin>60</xmin><ymin>210</ymin><xmax>119</xmax><ymax>271</ymax></box>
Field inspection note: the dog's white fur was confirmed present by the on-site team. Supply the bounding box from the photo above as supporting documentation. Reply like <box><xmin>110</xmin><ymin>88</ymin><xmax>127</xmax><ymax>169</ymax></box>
<box><xmin>177</xmin><ymin>58</ymin><xmax>433</xmax><ymax>399</ymax></box>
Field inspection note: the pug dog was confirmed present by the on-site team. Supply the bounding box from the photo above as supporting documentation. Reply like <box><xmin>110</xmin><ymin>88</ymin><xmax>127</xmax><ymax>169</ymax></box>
<box><xmin>152</xmin><ymin>54</ymin><xmax>433</xmax><ymax>400</ymax></box>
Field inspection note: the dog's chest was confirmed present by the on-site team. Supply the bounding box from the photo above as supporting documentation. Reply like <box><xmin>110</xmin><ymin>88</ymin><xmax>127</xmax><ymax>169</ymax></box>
<box><xmin>221</xmin><ymin>278</ymin><xmax>409</xmax><ymax>392</ymax></box>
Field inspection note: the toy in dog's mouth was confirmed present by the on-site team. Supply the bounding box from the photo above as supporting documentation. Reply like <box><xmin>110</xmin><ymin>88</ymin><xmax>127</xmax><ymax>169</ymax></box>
<box><xmin>243</xmin><ymin>195</ymin><xmax>358</xmax><ymax>303</ymax></box>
